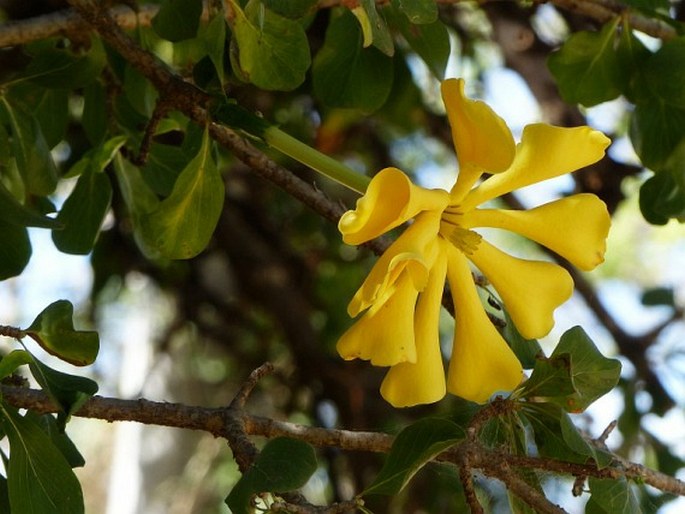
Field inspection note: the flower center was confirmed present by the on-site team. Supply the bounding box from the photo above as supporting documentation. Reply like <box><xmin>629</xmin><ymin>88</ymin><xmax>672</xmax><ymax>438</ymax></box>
<box><xmin>440</xmin><ymin>207</ymin><xmax>482</xmax><ymax>256</ymax></box>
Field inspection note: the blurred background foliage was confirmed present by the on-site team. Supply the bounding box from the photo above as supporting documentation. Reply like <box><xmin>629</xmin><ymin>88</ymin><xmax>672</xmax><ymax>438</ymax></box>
<box><xmin>1</xmin><ymin>0</ymin><xmax>685</xmax><ymax>512</ymax></box>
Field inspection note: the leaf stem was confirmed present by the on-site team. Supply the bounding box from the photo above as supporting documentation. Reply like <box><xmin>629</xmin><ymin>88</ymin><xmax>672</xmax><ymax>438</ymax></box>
<box><xmin>264</xmin><ymin>126</ymin><xmax>370</xmax><ymax>194</ymax></box>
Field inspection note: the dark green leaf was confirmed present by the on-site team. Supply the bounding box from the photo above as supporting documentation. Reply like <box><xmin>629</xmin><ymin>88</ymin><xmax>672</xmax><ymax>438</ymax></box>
<box><xmin>523</xmin><ymin>403</ymin><xmax>611</xmax><ymax>467</ymax></box>
<box><xmin>202</xmin><ymin>14</ymin><xmax>227</xmax><ymax>85</ymax></box>
<box><xmin>0</xmin><ymin>404</ymin><xmax>84</xmax><ymax>514</ymax></box>
<box><xmin>616</xmin><ymin>27</ymin><xmax>652</xmax><ymax>103</ymax></box>
<box><xmin>352</xmin><ymin>0</ymin><xmax>394</xmax><ymax>56</ymax></box>
<box><xmin>123</xmin><ymin>65</ymin><xmax>158</xmax><ymax>118</ymax></box>
<box><xmin>225</xmin><ymin>438</ymin><xmax>317</xmax><ymax>514</ymax></box>
<box><xmin>26</xmin><ymin>412</ymin><xmax>86</xmax><ymax>468</ymax></box>
<box><xmin>228</xmin><ymin>0</ymin><xmax>311</xmax><ymax>91</ymax></box>
<box><xmin>10</xmin><ymin>86</ymin><xmax>69</xmax><ymax>148</ymax></box>
<box><xmin>393</xmin><ymin>0</ymin><xmax>438</xmax><ymax>23</ymax></box>
<box><xmin>630</xmin><ymin>99</ymin><xmax>685</xmax><ymax>170</ymax></box>
<box><xmin>52</xmin><ymin>168</ymin><xmax>113</xmax><ymax>254</ymax></box>
<box><xmin>499</xmin><ymin>306</ymin><xmax>543</xmax><ymax>370</ymax></box>
<box><xmin>639</xmin><ymin>171</ymin><xmax>685</xmax><ymax>225</ymax></box>
<box><xmin>0</xmin><ymin>475</ymin><xmax>9</xmax><ymax>514</ymax></box>
<box><xmin>586</xmin><ymin>477</ymin><xmax>642</xmax><ymax>514</ymax></box>
<box><xmin>364</xmin><ymin>418</ymin><xmax>464</xmax><ymax>495</ymax></box>
<box><xmin>641</xmin><ymin>286</ymin><xmax>676</xmax><ymax>307</ymax></box>
<box><xmin>151</xmin><ymin>0</ymin><xmax>203</xmax><ymax>42</ymax></box>
<box><xmin>24</xmin><ymin>300</ymin><xmax>100</xmax><ymax>366</ymax></box>
<box><xmin>547</xmin><ymin>19</ymin><xmax>621</xmax><ymax>106</ymax></box>
<box><xmin>82</xmin><ymin>81</ymin><xmax>108</xmax><ymax>146</ymax></box>
<box><xmin>113</xmin><ymin>155</ymin><xmax>161</xmax><ymax>259</ymax></box>
<box><xmin>141</xmin><ymin>128</ymin><xmax>224</xmax><ymax>259</ymax></box>
<box><xmin>645</xmin><ymin>37</ymin><xmax>685</xmax><ymax>109</ymax></box>
<box><xmin>0</xmin><ymin>98</ymin><xmax>58</xmax><ymax>195</ymax></box>
<box><xmin>28</xmin><ymin>357</ymin><xmax>98</xmax><ymax>426</ymax></box>
<box><xmin>0</xmin><ymin>350</ymin><xmax>33</xmax><ymax>380</ymax></box>
<box><xmin>313</xmin><ymin>9</ymin><xmax>393</xmax><ymax>112</ymax></box>
<box><xmin>520</xmin><ymin>327</ymin><xmax>621</xmax><ymax>413</ymax></box>
<box><xmin>0</xmin><ymin>219</ymin><xmax>31</xmax><ymax>281</ymax></box>
<box><xmin>388</xmin><ymin>5</ymin><xmax>449</xmax><ymax>79</ymax></box>
<box><xmin>0</xmin><ymin>181</ymin><xmax>60</xmax><ymax>229</ymax></box>
<box><xmin>261</xmin><ymin>0</ymin><xmax>317</xmax><ymax>18</ymax></box>
<box><xmin>18</xmin><ymin>39</ymin><xmax>105</xmax><ymax>90</ymax></box>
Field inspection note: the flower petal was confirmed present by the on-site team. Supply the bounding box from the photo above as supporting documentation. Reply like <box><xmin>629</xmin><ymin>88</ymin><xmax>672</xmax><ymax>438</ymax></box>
<box><xmin>339</xmin><ymin>167</ymin><xmax>449</xmax><ymax>245</ymax></box>
<box><xmin>380</xmin><ymin>247</ymin><xmax>448</xmax><ymax>407</ymax></box>
<box><xmin>441</xmin><ymin>78</ymin><xmax>515</xmax><ymax>175</ymax></box>
<box><xmin>348</xmin><ymin>211</ymin><xmax>442</xmax><ymax>316</ymax></box>
<box><xmin>445</xmin><ymin>243</ymin><xmax>523</xmax><ymax>403</ymax></box>
<box><xmin>463</xmin><ymin>194</ymin><xmax>611</xmax><ymax>271</ymax></box>
<box><xmin>468</xmin><ymin>240</ymin><xmax>574</xmax><ymax>339</ymax></box>
<box><xmin>463</xmin><ymin>124</ymin><xmax>611</xmax><ymax>209</ymax></box>
<box><xmin>337</xmin><ymin>270</ymin><xmax>418</xmax><ymax>366</ymax></box>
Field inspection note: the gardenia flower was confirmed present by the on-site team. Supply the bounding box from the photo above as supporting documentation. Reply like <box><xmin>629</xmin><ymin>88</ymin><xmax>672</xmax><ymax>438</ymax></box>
<box><xmin>337</xmin><ymin>78</ymin><xmax>611</xmax><ymax>408</ymax></box>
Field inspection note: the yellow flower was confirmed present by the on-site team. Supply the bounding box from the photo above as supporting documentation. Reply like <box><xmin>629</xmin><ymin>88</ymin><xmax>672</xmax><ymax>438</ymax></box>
<box><xmin>337</xmin><ymin>78</ymin><xmax>611</xmax><ymax>407</ymax></box>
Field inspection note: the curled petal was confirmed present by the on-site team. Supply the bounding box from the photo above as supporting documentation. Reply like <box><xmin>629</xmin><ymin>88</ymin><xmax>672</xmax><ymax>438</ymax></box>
<box><xmin>469</xmin><ymin>240</ymin><xmax>574</xmax><ymax>339</ymax></box>
<box><xmin>337</xmin><ymin>271</ymin><xmax>418</xmax><ymax>366</ymax></box>
<box><xmin>348</xmin><ymin>211</ymin><xmax>442</xmax><ymax>316</ymax></box>
<box><xmin>381</xmin><ymin>246</ymin><xmax>448</xmax><ymax>407</ymax></box>
<box><xmin>445</xmin><ymin>244</ymin><xmax>523</xmax><ymax>403</ymax></box>
<box><xmin>464</xmin><ymin>124</ymin><xmax>611</xmax><ymax>209</ymax></box>
<box><xmin>463</xmin><ymin>194</ymin><xmax>611</xmax><ymax>271</ymax></box>
<box><xmin>441</xmin><ymin>78</ymin><xmax>515</xmax><ymax>176</ymax></box>
<box><xmin>339</xmin><ymin>167</ymin><xmax>449</xmax><ymax>245</ymax></box>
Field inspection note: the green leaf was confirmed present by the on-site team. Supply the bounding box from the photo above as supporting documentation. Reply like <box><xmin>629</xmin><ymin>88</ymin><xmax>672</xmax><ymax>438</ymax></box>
<box><xmin>630</xmin><ymin>99</ymin><xmax>685</xmax><ymax>170</ymax></box>
<box><xmin>0</xmin><ymin>350</ymin><xmax>33</xmax><ymax>380</ymax></box>
<box><xmin>228</xmin><ymin>0</ymin><xmax>311</xmax><ymax>91</ymax></box>
<box><xmin>112</xmin><ymin>155</ymin><xmax>161</xmax><ymax>259</ymax></box>
<box><xmin>641</xmin><ymin>286</ymin><xmax>676</xmax><ymax>307</ymax></box>
<box><xmin>520</xmin><ymin>326</ymin><xmax>621</xmax><ymax>413</ymax></box>
<box><xmin>388</xmin><ymin>4</ymin><xmax>449</xmax><ymax>79</ymax></box>
<box><xmin>500</xmin><ymin>309</ymin><xmax>544</xmax><ymax>370</ymax></box>
<box><xmin>0</xmin><ymin>404</ymin><xmax>84</xmax><ymax>514</ymax></box>
<box><xmin>586</xmin><ymin>477</ymin><xmax>642</xmax><ymax>514</ymax></box>
<box><xmin>82</xmin><ymin>81</ymin><xmax>108</xmax><ymax>146</ymax></box>
<box><xmin>0</xmin><ymin>181</ymin><xmax>60</xmax><ymax>229</ymax></box>
<box><xmin>52</xmin><ymin>168</ymin><xmax>112</xmax><ymax>255</ymax></box>
<box><xmin>393</xmin><ymin>0</ymin><xmax>438</xmax><ymax>23</ymax></box>
<box><xmin>17</xmin><ymin>39</ymin><xmax>105</xmax><ymax>90</ymax></box>
<box><xmin>364</xmin><ymin>418</ymin><xmax>464</xmax><ymax>495</ymax></box>
<box><xmin>10</xmin><ymin>86</ymin><xmax>69</xmax><ymax>148</ymax></box>
<box><xmin>351</xmin><ymin>0</ymin><xmax>394</xmax><ymax>56</ymax></box>
<box><xmin>141</xmin><ymin>127</ymin><xmax>224</xmax><ymax>259</ymax></box>
<box><xmin>123</xmin><ymin>65</ymin><xmax>158</xmax><ymax>118</ymax></box>
<box><xmin>615</xmin><ymin>27</ymin><xmax>652</xmax><ymax>103</ymax></box>
<box><xmin>24</xmin><ymin>300</ymin><xmax>100</xmax><ymax>366</ymax></box>
<box><xmin>261</xmin><ymin>0</ymin><xmax>317</xmax><ymax>18</ymax></box>
<box><xmin>28</xmin><ymin>357</ymin><xmax>98</xmax><ymax>426</ymax></box>
<box><xmin>313</xmin><ymin>9</ymin><xmax>393</xmax><ymax>112</ymax></box>
<box><xmin>644</xmin><ymin>37</ymin><xmax>685</xmax><ymax>109</ymax></box>
<box><xmin>639</xmin><ymin>171</ymin><xmax>685</xmax><ymax>225</ymax></box>
<box><xmin>0</xmin><ymin>98</ymin><xmax>58</xmax><ymax>196</ymax></box>
<box><xmin>151</xmin><ymin>0</ymin><xmax>203</xmax><ymax>42</ymax></box>
<box><xmin>0</xmin><ymin>220</ymin><xmax>31</xmax><ymax>281</ymax></box>
<box><xmin>0</xmin><ymin>475</ymin><xmax>10</xmax><ymax>514</ymax></box>
<box><xmin>522</xmin><ymin>403</ymin><xmax>611</xmax><ymax>467</ymax></box>
<box><xmin>26</xmin><ymin>412</ymin><xmax>86</xmax><ymax>468</ymax></box>
<box><xmin>547</xmin><ymin>19</ymin><xmax>621</xmax><ymax>107</ymax></box>
<box><xmin>225</xmin><ymin>438</ymin><xmax>317</xmax><ymax>514</ymax></box>
<box><xmin>202</xmin><ymin>14</ymin><xmax>227</xmax><ymax>85</ymax></box>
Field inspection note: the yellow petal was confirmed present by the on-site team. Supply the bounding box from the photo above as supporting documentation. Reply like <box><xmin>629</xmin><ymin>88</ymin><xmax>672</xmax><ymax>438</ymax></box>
<box><xmin>441</xmin><ymin>79</ymin><xmax>515</xmax><ymax>175</ymax></box>
<box><xmin>337</xmin><ymin>270</ymin><xmax>418</xmax><ymax>366</ymax></box>
<box><xmin>348</xmin><ymin>211</ymin><xmax>442</xmax><ymax>316</ymax></box>
<box><xmin>463</xmin><ymin>124</ymin><xmax>611</xmax><ymax>209</ymax></box>
<box><xmin>445</xmin><ymin>244</ymin><xmax>523</xmax><ymax>403</ymax></box>
<box><xmin>468</xmin><ymin>240</ymin><xmax>574</xmax><ymax>339</ymax></box>
<box><xmin>339</xmin><ymin>167</ymin><xmax>449</xmax><ymax>245</ymax></box>
<box><xmin>380</xmin><ymin>247</ymin><xmax>448</xmax><ymax>407</ymax></box>
<box><xmin>463</xmin><ymin>194</ymin><xmax>611</xmax><ymax>271</ymax></box>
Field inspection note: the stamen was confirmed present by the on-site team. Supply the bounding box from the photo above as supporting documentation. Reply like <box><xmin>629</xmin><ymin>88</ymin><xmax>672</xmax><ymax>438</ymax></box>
<box><xmin>445</xmin><ymin>226</ymin><xmax>482</xmax><ymax>255</ymax></box>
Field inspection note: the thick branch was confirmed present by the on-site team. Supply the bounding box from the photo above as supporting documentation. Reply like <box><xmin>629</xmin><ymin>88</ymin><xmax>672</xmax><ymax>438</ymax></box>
<box><xmin>3</xmin><ymin>384</ymin><xmax>685</xmax><ymax>498</ymax></box>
